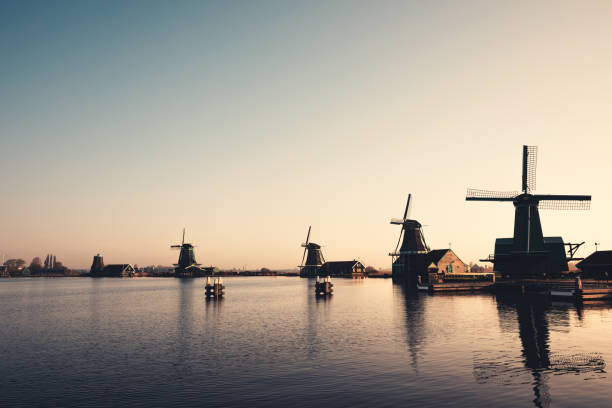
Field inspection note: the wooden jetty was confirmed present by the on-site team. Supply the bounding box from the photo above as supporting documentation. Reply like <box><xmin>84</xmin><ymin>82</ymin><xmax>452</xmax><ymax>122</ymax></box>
<box><xmin>205</xmin><ymin>277</ymin><xmax>225</xmax><ymax>298</ymax></box>
<box><xmin>481</xmin><ymin>277</ymin><xmax>612</xmax><ymax>302</ymax></box>
<box><xmin>550</xmin><ymin>278</ymin><xmax>612</xmax><ymax>301</ymax></box>
<box><xmin>422</xmin><ymin>281</ymin><xmax>496</xmax><ymax>292</ymax></box>
<box><xmin>315</xmin><ymin>275</ymin><xmax>333</xmax><ymax>296</ymax></box>
<box><xmin>416</xmin><ymin>272</ymin><xmax>495</xmax><ymax>292</ymax></box>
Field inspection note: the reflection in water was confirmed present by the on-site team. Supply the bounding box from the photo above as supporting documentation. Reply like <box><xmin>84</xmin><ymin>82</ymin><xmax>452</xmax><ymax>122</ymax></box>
<box><xmin>395</xmin><ymin>283</ymin><xmax>425</xmax><ymax>374</ymax></box>
<box><xmin>5</xmin><ymin>278</ymin><xmax>612</xmax><ymax>408</ymax></box>
<box><xmin>176</xmin><ymin>279</ymin><xmax>196</xmax><ymax>380</ymax></box>
<box><xmin>304</xmin><ymin>279</ymin><xmax>333</xmax><ymax>360</ymax></box>
<box><xmin>474</xmin><ymin>295</ymin><xmax>606</xmax><ymax>408</ymax></box>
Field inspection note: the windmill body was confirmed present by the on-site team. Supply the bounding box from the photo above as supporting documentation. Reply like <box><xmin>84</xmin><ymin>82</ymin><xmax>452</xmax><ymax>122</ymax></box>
<box><xmin>467</xmin><ymin>146</ymin><xmax>591</xmax><ymax>277</ymax></box>
<box><xmin>389</xmin><ymin>194</ymin><xmax>430</xmax><ymax>282</ymax></box>
<box><xmin>299</xmin><ymin>226</ymin><xmax>325</xmax><ymax>277</ymax></box>
<box><xmin>171</xmin><ymin>228</ymin><xmax>204</xmax><ymax>278</ymax></box>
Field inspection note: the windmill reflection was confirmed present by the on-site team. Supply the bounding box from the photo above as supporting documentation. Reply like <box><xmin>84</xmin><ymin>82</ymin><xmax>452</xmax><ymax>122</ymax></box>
<box><xmin>395</xmin><ymin>283</ymin><xmax>426</xmax><ymax>374</ymax></box>
<box><xmin>474</xmin><ymin>295</ymin><xmax>605</xmax><ymax>408</ymax></box>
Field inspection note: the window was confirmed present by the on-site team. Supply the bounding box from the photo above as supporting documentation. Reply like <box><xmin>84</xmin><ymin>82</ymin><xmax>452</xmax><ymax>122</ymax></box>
<box><xmin>447</xmin><ymin>263</ymin><xmax>453</xmax><ymax>273</ymax></box>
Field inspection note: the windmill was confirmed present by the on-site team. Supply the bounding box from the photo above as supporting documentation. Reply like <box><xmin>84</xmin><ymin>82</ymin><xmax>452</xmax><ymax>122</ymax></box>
<box><xmin>298</xmin><ymin>226</ymin><xmax>325</xmax><ymax>277</ymax></box>
<box><xmin>466</xmin><ymin>145</ymin><xmax>591</xmax><ymax>277</ymax></box>
<box><xmin>389</xmin><ymin>194</ymin><xmax>430</xmax><ymax>280</ymax></box>
<box><xmin>171</xmin><ymin>228</ymin><xmax>201</xmax><ymax>277</ymax></box>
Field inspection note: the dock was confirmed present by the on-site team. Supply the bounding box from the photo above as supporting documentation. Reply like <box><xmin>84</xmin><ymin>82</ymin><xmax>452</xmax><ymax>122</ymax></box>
<box><xmin>418</xmin><ymin>276</ymin><xmax>612</xmax><ymax>302</ymax></box>
<box><xmin>315</xmin><ymin>275</ymin><xmax>333</xmax><ymax>296</ymax></box>
<box><xmin>416</xmin><ymin>272</ymin><xmax>496</xmax><ymax>292</ymax></box>
<box><xmin>419</xmin><ymin>281</ymin><xmax>495</xmax><ymax>292</ymax></box>
<box><xmin>205</xmin><ymin>277</ymin><xmax>225</xmax><ymax>298</ymax></box>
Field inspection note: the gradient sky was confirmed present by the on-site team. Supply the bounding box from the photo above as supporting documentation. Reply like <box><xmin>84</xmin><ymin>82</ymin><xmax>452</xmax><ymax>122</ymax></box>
<box><xmin>1</xmin><ymin>1</ymin><xmax>612</xmax><ymax>269</ymax></box>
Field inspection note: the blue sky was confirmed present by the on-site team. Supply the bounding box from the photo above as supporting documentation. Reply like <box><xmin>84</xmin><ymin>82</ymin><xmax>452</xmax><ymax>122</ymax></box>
<box><xmin>1</xmin><ymin>1</ymin><xmax>611</xmax><ymax>269</ymax></box>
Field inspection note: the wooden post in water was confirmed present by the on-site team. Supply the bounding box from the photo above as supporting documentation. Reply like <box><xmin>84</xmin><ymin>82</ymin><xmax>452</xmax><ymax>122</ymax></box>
<box><xmin>205</xmin><ymin>277</ymin><xmax>225</xmax><ymax>298</ymax></box>
<box><xmin>315</xmin><ymin>275</ymin><xmax>333</xmax><ymax>296</ymax></box>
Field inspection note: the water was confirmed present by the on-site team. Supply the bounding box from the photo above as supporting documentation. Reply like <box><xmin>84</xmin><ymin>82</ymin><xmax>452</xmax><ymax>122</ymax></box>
<box><xmin>1</xmin><ymin>277</ymin><xmax>611</xmax><ymax>408</ymax></box>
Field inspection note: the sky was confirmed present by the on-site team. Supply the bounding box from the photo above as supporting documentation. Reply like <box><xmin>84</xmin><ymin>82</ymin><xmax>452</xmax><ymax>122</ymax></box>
<box><xmin>1</xmin><ymin>0</ymin><xmax>612</xmax><ymax>270</ymax></box>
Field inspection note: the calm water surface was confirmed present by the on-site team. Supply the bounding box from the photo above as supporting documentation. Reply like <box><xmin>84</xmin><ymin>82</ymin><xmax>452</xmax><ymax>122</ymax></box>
<box><xmin>1</xmin><ymin>277</ymin><xmax>611</xmax><ymax>407</ymax></box>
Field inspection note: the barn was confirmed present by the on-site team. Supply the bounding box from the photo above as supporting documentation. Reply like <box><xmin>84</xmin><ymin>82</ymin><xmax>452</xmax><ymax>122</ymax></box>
<box><xmin>399</xmin><ymin>248</ymin><xmax>467</xmax><ymax>281</ymax></box>
<box><xmin>92</xmin><ymin>264</ymin><xmax>135</xmax><ymax>278</ymax></box>
<box><xmin>320</xmin><ymin>260</ymin><xmax>365</xmax><ymax>277</ymax></box>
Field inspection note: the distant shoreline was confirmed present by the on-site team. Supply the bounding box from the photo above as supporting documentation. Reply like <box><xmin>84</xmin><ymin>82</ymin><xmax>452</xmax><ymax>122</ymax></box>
<box><xmin>1</xmin><ymin>271</ymin><xmax>393</xmax><ymax>279</ymax></box>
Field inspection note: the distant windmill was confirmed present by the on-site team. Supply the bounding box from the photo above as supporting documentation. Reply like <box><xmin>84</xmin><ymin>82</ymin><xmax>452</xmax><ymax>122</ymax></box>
<box><xmin>466</xmin><ymin>145</ymin><xmax>591</xmax><ymax>277</ymax></box>
<box><xmin>389</xmin><ymin>194</ymin><xmax>430</xmax><ymax>280</ymax></box>
<box><xmin>299</xmin><ymin>226</ymin><xmax>325</xmax><ymax>277</ymax></box>
<box><xmin>390</xmin><ymin>194</ymin><xmax>430</xmax><ymax>256</ymax></box>
<box><xmin>171</xmin><ymin>228</ymin><xmax>201</xmax><ymax>277</ymax></box>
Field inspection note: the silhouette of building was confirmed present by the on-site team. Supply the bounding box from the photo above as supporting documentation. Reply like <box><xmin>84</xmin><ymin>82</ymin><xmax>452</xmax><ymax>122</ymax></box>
<box><xmin>576</xmin><ymin>250</ymin><xmax>612</xmax><ymax>279</ymax></box>
<box><xmin>320</xmin><ymin>260</ymin><xmax>365</xmax><ymax>277</ymax></box>
<box><xmin>96</xmin><ymin>264</ymin><xmax>135</xmax><ymax>277</ymax></box>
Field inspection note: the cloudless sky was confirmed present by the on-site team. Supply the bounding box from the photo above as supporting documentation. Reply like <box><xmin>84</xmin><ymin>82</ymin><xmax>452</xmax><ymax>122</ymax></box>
<box><xmin>1</xmin><ymin>0</ymin><xmax>612</xmax><ymax>269</ymax></box>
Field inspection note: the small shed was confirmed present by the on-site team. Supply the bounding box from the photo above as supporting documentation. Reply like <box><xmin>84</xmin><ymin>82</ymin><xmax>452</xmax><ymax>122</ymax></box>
<box><xmin>576</xmin><ymin>251</ymin><xmax>612</xmax><ymax>280</ymax></box>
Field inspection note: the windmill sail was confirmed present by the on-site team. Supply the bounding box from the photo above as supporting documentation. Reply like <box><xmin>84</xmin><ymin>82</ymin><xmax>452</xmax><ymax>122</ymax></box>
<box><xmin>522</xmin><ymin>145</ymin><xmax>538</xmax><ymax>193</ymax></box>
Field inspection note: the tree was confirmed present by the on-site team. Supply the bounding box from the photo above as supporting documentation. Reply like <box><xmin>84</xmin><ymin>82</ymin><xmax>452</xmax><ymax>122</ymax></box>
<box><xmin>4</xmin><ymin>258</ymin><xmax>25</xmax><ymax>269</ymax></box>
<box><xmin>365</xmin><ymin>266</ymin><xmax>378</xmax><ymax>275</ymax></box>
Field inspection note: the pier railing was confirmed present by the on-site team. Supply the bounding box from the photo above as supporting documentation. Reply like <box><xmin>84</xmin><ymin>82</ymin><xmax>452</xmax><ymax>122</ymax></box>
<box><xmin>442</xmin><ymin>273</ymin><xmax>495</xmax><ymax>282</ymax></box>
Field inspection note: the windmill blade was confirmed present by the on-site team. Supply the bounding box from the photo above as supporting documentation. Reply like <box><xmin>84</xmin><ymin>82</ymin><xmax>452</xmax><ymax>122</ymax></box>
<box><xmin>466</xmin><ymin>188</ymin><xmax>518</xmax><ymax>201</ymax></box>
<box><xmin>182</xmin><ymin>228</ymin><xmax>185</xmax><ymax>246</ymax></box>
<box><xmin>305</xmin><ymin>226</ymin><xmax>311</xmax><ymax>246</ymax></box>
<box><xmin>522</xmin><ymin>145</ymin><xmax>538</xmax><ymax>193</ymax></box>
<box><xmin>394</xmin><ymin>228</ymin><xmax>404</xmax><ymax>253</ymax></box>
<box><xmin>170</xmin><ymin>245</ymin><xmax>182</xmax><ymax>249</ymax></box>
<box><xmin>301</xmin><ymin>246</ymin><xmax>307</xmax><ymax>266</ymax></box>
<box><xmin>538</xmin><ymin>199</ymin><xmax>591</xmax><ymax>210</ymax></box>
<box><xmin>390</xmin><ymin>218</ymin><xmax>404</xmax><ymax>225</ymax></box>
<box><xmin>533</xmin><ymin>194</ymin><xmax>591</xmax><ymax>201</ymax></box>
<box><xmin>403</xmin><ymin>194</ymin><xmax>412</xmax><ymax>220</ymax></box>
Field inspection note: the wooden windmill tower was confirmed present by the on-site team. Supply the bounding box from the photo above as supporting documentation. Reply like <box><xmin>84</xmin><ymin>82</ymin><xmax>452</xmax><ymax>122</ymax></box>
<box><xmin>389</xmin><ymin>194</ymin><xmax>430</xmax><ymax>281</ymax></box>
<box><xmin>299</xmin><ymin>226</ymin><xmax>325</xmax><ymax>277</ymax></box>
<box><xmin>171</xmin><ymin>228</ymin><xmax>202</xmax><ymax>277</ymax></box>
<box><xmin>466</xmin><ymin>145</ymin><xmax>591</xmax><ymax>277</ymax></box>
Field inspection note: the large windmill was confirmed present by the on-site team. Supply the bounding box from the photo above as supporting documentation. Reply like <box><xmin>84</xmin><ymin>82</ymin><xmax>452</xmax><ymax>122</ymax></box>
<box><xmin>299</xmin><ymin>226</ymin><xmax>325</xmax><ymax>277</ymax></box>
<box><xmin>389</xmin><ymin>194</ymin><xmax>430</xmax><ymax>280</ymax></box>
<box><xmin>466</xmin><ymin>145</ymin><xmax>591</xmax><ymax>277</ymax></box>
<box><xmin>171</xmin><ymin>228</ymin><xmax>202</xmax><ymax>277</ymax></box>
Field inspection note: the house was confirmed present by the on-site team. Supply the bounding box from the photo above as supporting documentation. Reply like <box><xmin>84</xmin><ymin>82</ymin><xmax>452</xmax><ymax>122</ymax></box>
<box><xmin>0</xmin><ymin>266</ymin><xmax>8</xmax><ymax>278</ymax></box>
<box><xmin>92</xmin><ymin>264</ymin><xmax>135</xmax><ymax>278</ymax></box>
<box><xmin>320</xmin><ymin>260</ymin><xmax>365</xmax><ymax>277</ymax></box>
<box><xmin>402</xmin><ymin>249</ymin><xmax>467</xmax><ymax>282</ymax></box>
<box><xmin>576</xmin><ymin>251</ymin><xmax>612</xmax><ymax>279</ymax></box>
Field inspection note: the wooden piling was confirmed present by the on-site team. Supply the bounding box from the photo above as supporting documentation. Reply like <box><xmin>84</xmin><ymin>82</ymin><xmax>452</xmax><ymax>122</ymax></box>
<box><xmin>205</xmin><ymin>277</ymin><xmax>225</xmax><ymax>298</ymax></box>
<box><xmin>315</xmin><ymin>275</ymin><xmax>333</xmax><ymax>296</ymax></box>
